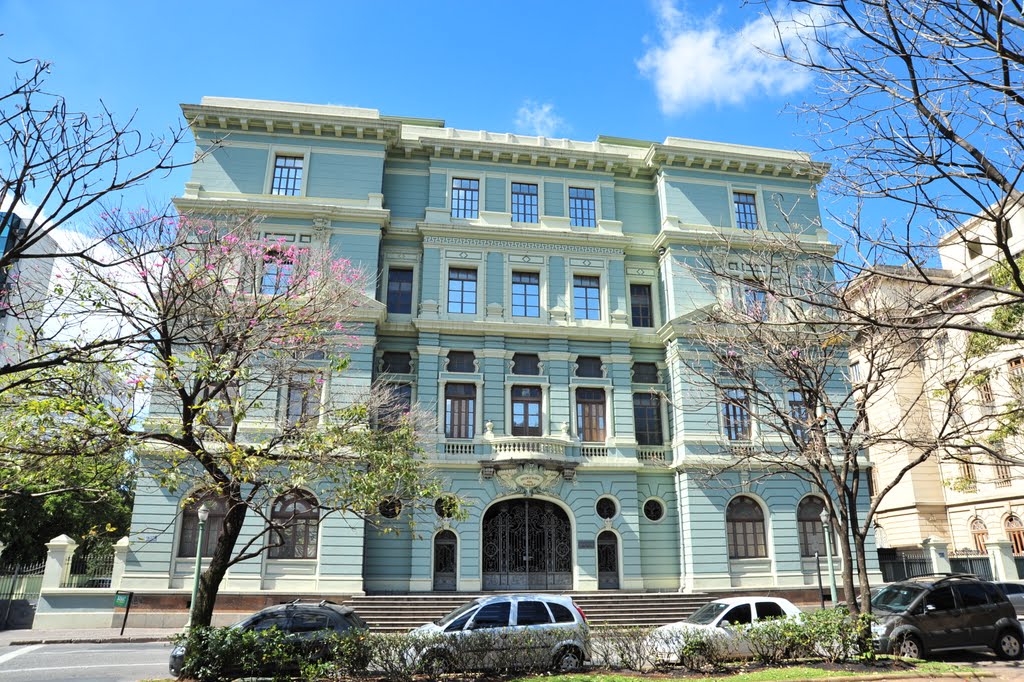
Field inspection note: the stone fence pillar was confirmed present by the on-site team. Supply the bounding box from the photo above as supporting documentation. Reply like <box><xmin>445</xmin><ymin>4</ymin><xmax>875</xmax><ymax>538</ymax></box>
<box><xmin>922</xmin><ymin>537</ymin><xmax>951</xmax><ymax>573</ymax></box>
<box><xmin>987</xmin><ymin>540</ymin><xmax>1019</xmax><ymax>581</ymax></box>
<box><xmin>111</xmin><ymin>536</ymin><xmax>130</xmax><ymax>590</ymax></box>
<box><xmin>41</xmin><ymin>534</ymin><xmax>77</xmax><ymax>590</ymax></box>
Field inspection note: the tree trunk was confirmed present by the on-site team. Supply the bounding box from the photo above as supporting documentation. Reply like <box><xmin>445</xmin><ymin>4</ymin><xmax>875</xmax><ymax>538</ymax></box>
<box><xmin>836</xmin><ymin>518</ymin><xmax>857</xmax><ymax>613</ymax></box>
<box><xmin>189</xmin><ymin>497</ymin><xmax>247</xmax><ymax>628</ymax></box>
<box><xmin>854</xmin><ymin>531</ymin><xmax>872</xmax><ymax>614</ymax></box>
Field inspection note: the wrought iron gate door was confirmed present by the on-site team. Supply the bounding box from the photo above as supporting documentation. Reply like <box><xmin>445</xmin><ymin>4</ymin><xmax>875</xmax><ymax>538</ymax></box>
<box><xmin>597</xmin><ymin>531</ymin><xmax>619</xmax><ymax>589</ymax></box>
<box><xmin>482</xmin><ymin>499</ymin><xmax>572</xmax><ymax>590</ymax></box>
<box><xmin>433</xmin><ymin>530</ymin><xmax>457</xmax><ymax>591</ymax></box>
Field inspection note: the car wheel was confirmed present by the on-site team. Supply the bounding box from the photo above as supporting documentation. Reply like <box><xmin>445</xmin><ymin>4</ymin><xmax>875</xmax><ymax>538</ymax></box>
<box><xmin>995</xmin><ymin>629</ymin><xmax>1023</xmax><ymax>660</ymax></box>
<box><xmin>420</xmin><ymin>651</ymin><xmax>451</xmax><ymax>675</ymax></box>
<box><xmin>895</xmin><ymin>633</ymin><xmax>923</xmax><ymax>659</ymax></box>
<box><xmin>554</xmin><ymin>646</ymin><xmax>584</xmax><ymax>672</ymax></box>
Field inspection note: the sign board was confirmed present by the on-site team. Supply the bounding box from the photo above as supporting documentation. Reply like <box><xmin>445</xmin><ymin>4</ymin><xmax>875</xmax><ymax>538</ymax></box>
<box><xmin>577</xmin><ymin>540</ymin><xmax>595</xmax><ymax>550</ymax></box>
<box><xmin>114</xmin><ymin>593</ymin><xmax>130</xmax><ymax>608</ymax></box>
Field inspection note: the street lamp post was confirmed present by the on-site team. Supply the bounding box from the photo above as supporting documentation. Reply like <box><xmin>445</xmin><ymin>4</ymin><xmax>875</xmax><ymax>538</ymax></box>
<box><xmin>186</xmin><ymin>503</ymin><xmax>210</xmax><ymax>629</ymax></box>
<box><xmin>820</xmin><ymin>507</ymin><xmax>839</xmax><ymax>605</ymax></box>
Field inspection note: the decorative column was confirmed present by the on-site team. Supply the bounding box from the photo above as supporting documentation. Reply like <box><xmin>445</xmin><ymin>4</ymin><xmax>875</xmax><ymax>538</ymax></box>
<box><xmin>921</xmin><ymin>537</ymin><xmax>951</xmax><ymax>574</ymax></box>
<box><xmin>111</xmin><ymin>537</ymin><xmax>131</xmax><ymax>590</ymax></box>
<box><xmin>42</xmin><ymin>535</ymin><xmax>77</xmax><ymax>590</ymax></box>
<box><xmin>986</xmin><ymin>540</ymin><xmax>1019</xmax><ymax>581</ymax></box>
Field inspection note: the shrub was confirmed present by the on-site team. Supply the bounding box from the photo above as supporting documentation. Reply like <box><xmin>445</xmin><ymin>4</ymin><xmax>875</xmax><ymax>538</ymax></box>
<box><xmin>746</xmin><ymin>616</ymin><xmax>808</xmax><ymax>664</ymax></box>
<box><xmin>673</xmin><ymin>628</ymin><xmax>731</xmax><ymax>672</ymax></box>
<box><xmin>590</xmin><ymin>625</ymin><xmax>658</xmax><ymax>671</ymax></box>
<box><xmin>802</xmin><ymin>607</ymin><xmax>860</xmax><ymax>663</ymax></box>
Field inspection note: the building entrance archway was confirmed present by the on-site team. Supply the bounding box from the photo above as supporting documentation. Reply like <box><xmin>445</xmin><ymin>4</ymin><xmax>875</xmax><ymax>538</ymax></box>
<box><xmin>597</xmin><ymin>531</ymin><xmax>619</xmax><ymax>589</ymax></box>
<box><xmin>433</xmin><ymin>530</ymin><xmax>457</xmax><ymax>591</ymax></box>
<box><xmin>482</xmin><ymin>498</ymin><xmax>572</xmax><ymax>590</ymax></box>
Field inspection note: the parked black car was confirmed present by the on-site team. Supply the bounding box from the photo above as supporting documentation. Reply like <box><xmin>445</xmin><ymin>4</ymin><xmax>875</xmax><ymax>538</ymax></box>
<box><xmin>871</xmin><ymin>574</ymin><xmax>1023</xmax><ymax>659</ymax></box>
<box><xmin>169</xmin><ymin>600</ymin><xmax>367</xmax><ymax>678</ymax></box>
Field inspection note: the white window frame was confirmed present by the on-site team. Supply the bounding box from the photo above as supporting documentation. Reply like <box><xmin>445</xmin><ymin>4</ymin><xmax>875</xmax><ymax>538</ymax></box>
<box><xmin>264</xmin><ymin>145</ymin><xmax>311</xmax><ymax>197</ymax></box>
<box><xmin>506</xmin><ymin>175</ymin><xmax>545</xmax><ymax>223</ymax></box>
<box><xmin>627</xmin><ymin>278</ymin><xmax>660</xmax><ymax>329</ymax></box>
<box><xmin>439</xmin><ymin>378</ymin><xmax>484</xmax><ymax>440</ymax></box>
<box><xmin>565</xmin><ymin>184</ymin><xmax>601</xmax><ymax>227</ymax></box>
<box><xmin>570</xmin><ymin>268</ymin><xmax>606</xmax><ymax>323</ymax></box>
<box><xmin>448</xmin><ymin>174</ymin><xmax>484</xmax><ymax>221</ymax></box>
<box><xmin>719</xmin><ymin>386</ymin><xmax>754</xmax><ymax>442</ymax></box>
<box><xmin>728</xmin><ymin>184</ymin><xmax>766</xmax><ymax>231</ymax></box>
<box><xmin>508</xmin><ymin>266</ymin><xmax>546</xmax><ymax>321</ymax></box>
<box><xmin>382</xmin><ymin>259</ymin><xmax>419</xmax><ymax>318</ymax></box>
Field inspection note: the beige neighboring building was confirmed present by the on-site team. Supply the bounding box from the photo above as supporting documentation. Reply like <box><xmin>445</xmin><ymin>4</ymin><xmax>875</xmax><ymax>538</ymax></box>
<box><xmin>855</xmin><ymin>209</ymin><xmax>1024</xmax><ymax>577</ymax></box>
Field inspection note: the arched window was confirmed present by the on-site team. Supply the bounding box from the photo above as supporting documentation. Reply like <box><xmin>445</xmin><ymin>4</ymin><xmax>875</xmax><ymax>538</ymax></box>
<box><xmin>727</xmin><ymin>495</ymin><xmax>767</xmax><ymax>559</ymax></box>
<box><xmin>797</xmin><ymin>496</ymin><xmax>826</xmax><ymax>558</ymax></box>
<box><xmin>178</xmin><ymin>493</ymin><xmax>229</xmax><ymax>558</ymax></box>
<box><xmin>971</xmin><ymin>518</ymin><xmax>989</xmax><ymax>553</ymax></box>
<box><xmin>269</xmin><ymin>490</ymin><xmax>319</xmax><ymax>559</ymax></box>
<box><xmin>1006</xmin><ymin>515</ymin><xmax>1024</xmax><ymax>555</ymax></box>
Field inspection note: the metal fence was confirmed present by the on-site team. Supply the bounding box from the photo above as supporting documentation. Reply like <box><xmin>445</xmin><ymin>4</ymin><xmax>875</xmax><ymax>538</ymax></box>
<box><xmin>877</xmin><ymin>548</ymin><xmax>930</xmax><ymax>582</ymax></box>
<box><xmin>949</xmin><ymin>550</ymin><xmax>994</xmax><ymax>580</ymax></box>
<box><xmin>60</xmin><ymin>549</ymin><xmax>114</xmax><ymax>588</ymax></box>
<box><xmin>0</xmin><ymin>561</ymin><xmax>45</xmax><ymax>630</ymax></box>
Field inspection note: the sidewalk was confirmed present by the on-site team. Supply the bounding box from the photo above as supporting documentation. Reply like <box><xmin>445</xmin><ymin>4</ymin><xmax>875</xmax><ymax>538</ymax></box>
<box><xmin>0</xmin><ymin>626</ymin><xmax>180</xmax><ymax>646</ymax></box>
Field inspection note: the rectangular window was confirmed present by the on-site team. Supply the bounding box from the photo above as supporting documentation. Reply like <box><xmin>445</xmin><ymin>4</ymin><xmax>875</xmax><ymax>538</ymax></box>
<box><xmin>451</xmin><ymin>178</ymin><xmax>480</xmax><ymax>219</ymax></box>
<box><xmin>386</xmin><ymin>268</ymin><xmax>414</xmax><ymax>314</ymax></box>
<box><xmin>512</xmin><ymin>353</ymin><xmax>540</xmax><ymax>375</ymax></box>
<box><xmin>576</xmin><ymin>388</ymin><xmax>606</xmax><ymax>442</ymax></box>
<box><xmin>575</xmin><ymin>356</ymin><xmax>603</xmax><ymax>378</ymax></box>
<box><xmin>732</xmin><ymin>282</ymin><xmax>768</xmax><ymax>319</ymax></box>
<box><xmin>511</xmin><ymin>386</ymin><xmax>543</xmax><ymax>436</ymax></box>
<box><xmin>994</xmin><ymin>457</ymin><xmax>1012</xmax><ymax>487</ymax></box>
<box><xmin>733</xmin><ymin>191</ymin><xmax>758</xmax><ymax>230</ymax></box>
<box><xmin>511</xmin><ymin>271</ymin><xmax>540</xmax><ymax>317</ymax></box>
<box><xmin>447</xmin><ymin>351</ymin><xmax>476</xmax><ymax>373</ymax></box>
<box><xmin>379</xmin><ymin>383</ymin><xmax>412</xmax><ymax>431</ymax></box>
<box><xmin>977</xmin><ymin>376</ymin><xmax>994</xmax><ymax>405</ymax></box>
<box><xmin>271</xmin><ymin>156</ymin><xmax>303</xmax><ymax>196</ymax></box>
<box><xmin>849</xmin><ymin>362</ymin><xmax>861</xmax><ymax>383</ymax></box>
<box><xmin>444</xmin><ymin>383</ymin><xmax>476</xmax><ymax>439</ymax></box>
<box><xmin>968</xmin><ymin>239</ymin><xmax>982</xmax><ymax>259</ymax></box>
<box><xmin>958</xmin><ymin>459</ymin><xmax>977</xmax><ymax>492</ymax></box>
<box><xmin>722</xmin><ymin>388</ymin><xmax>751</xmax><ymax>441</ymax></box>
<box><xmin>286</xmin><ymin>374</ymin><xmax>319</xmax><ymax>427</ymax></box>
<box><xmin>632</xmin><ymin>362</ymin><xmax>659</xmax><ymax>383</ymax></box>
<box><xmin>447</xmin><ymin>268</ymin><xmax>477</xmax><ymax>314</ymax></box>
<box><xmin>381</xmin><ymin>351</ymin><xmax>412</xmax><ymax>374</ymax></box>
<box><xmin>568</xmin><ymin>187</ymin><xmax>596</xmax><ymax>227</ymax></box>
<box><xmin>573</xmin><ymin>275</ymin><xmax>601</xmax><ymax>320</ymax></box>
<box><xmin>1010</xmin><ymin>357</ymin><xmax>1024</xmax><ymax>392</ymax></box>
<box><xmin>787</xmin><ymin>389</ymin><xmax>809</xmax><ymax>442</ymax></box>
<box><xmin>511</xmin><ymin>182</ymin><xmax>539</xmax><ymax>223</ymax></box>
<box><xmin>261</xmin><ymin>252</ymin><xmax>293</xmax><ymax>295</ymax></box>
<box><xmin>633</xmin><ymin>394</ymin><xmax>663</xmax><ymax>445</ymax></box>
<box><xmin>630</xmin><ymin>283</ymin><xmax>653</xmax><ymax>327</ymax></box>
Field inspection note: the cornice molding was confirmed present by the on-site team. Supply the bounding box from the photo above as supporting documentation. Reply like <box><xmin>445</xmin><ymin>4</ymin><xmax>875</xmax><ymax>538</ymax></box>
<box><xmin>173</xmin><ymin>194</ymin><xmax>390</xmax><ymax>227</ymax></box>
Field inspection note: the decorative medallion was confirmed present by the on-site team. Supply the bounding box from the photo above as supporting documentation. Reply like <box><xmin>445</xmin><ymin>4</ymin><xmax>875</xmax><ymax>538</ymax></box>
<box><xmin>494</xmin><ymin>463</ymin><xmax>562</xmax><ymax>495</ymax></box>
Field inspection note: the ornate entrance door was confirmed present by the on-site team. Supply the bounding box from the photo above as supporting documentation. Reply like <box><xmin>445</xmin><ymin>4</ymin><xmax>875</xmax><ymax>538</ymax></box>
<box><xmin>482</xmin><ymin>499</ymin><xmax>572</xmax><ymax>590</ymax></box>
<box><xmin>433</xmin><ymin>530</ymin><xmax>457</xmax><ymax>591</ymax></box>
<box><xmin>597</xmin><ymin>531</ymin><xmax>619</xmax><ymax>589</ymax></box>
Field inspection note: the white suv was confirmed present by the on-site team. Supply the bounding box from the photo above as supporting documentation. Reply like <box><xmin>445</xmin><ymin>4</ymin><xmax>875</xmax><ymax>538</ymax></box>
<box><xmin>409</xmin><ymin>594</ymin><xmax>591</xmax><ymax>672</ymax></box>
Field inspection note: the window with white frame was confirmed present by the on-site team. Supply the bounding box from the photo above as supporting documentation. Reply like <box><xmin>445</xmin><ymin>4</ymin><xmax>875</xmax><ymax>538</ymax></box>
<box><xmin>511</xmin><ymin>182</ymin><xmax>539</xmax><ymax>223</ymax></box>
<box><xmin>271</xmin><ymin>155</ymin><xmax>304</xmax><ymax>196</ymax></box>
<box><xmin>733</xmin><ymin>191</ymin><xmax>759</xmax><ymax>230</ymax></box>
<box><xmin>630</xmin><ymin>283</ymin><xmax>654</xmax><ymax>327</ymax></box>
<box><xmin>178</xmin><ymin>493</ymin><xmax>228</xmax><ymax>558</ymax></box>
<box><xmin>511</xmin><ymin>386</ymin><xmax>543</xmax><ymax>436</ymax></box>
<box><xmin>386</xmin><ymin>268</ymin><xmax>414</xmax><ymax>314</ymax></box>
<box><xmin>444</xmin><ymin>383</ymin><xmax>476</xmax><ymax>439</ymax></box>
<box><xmin>787</xmin><ymin>389</ymin><xmax>810</xmax><ymax>442</ymax></box>
<box><xmin>797</xmin><ymin>496</ymin><xmax>826</xmax><ymax>558</ymax></box>
<box><xmin>573</xmin><ymin>275</ymin><xmax>601</xmax><ymax>320</ymax></box>
<box><xmin>576</xmin><ymin>388</ymin><xmax>607</xmax><ymax>442</ymax></box>
<box><xmin>568</xmin><ymin>187</ymin><xmax>596</xmax><ymax>227</ymax></box>
<box><xmin>447</xmin><ymin>268</ymin><xmax>477</xmax><ymax>314</ymax></box>
<box><xmin>727</xmin><ymin>495</ymin><xmax>767</xmax><ymax>558</ymax></box>
<box><xmin>721</xmin><ymin>387</ymin><xmax>751</xmax><ymax>441</ymax></box>
<box><xmin>285</xmin><ymin>373</ymin><xmax>320</xmax><ymax>427</ymax></box>
<box><xmin>261</xmin><ymin>250</ymin><xmax>294</xmax><ymax>295</ymax></box>
<box><xmin>269</xmin><ymin>490</ymin><xmax>319</xmax><ymax>559</ymax></box>
<box><xmin>451</xmin><ymin>178</ymin><xmax>480</xmax><ymax>219</ymax></box>
<box><xmin>511</xmin><ymin>271</ymin><xmax>540</xmax><ymax>317</ymax></box>
<box><xmin>633</xmin><ymin>393</ymin><xmax>663</xmax><ymax>445</ymax></box>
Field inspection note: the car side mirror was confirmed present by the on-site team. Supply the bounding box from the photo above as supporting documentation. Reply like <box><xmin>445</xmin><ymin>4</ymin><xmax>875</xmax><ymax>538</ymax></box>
<box><xmin>925</xmin><ymin>604</ymin><xmax>937</xmax><ymax>612</ymax></box>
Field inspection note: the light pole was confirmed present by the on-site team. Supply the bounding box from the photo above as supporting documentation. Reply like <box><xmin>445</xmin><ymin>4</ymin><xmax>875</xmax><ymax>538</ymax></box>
<box><xmin>820</xmin><ymin>506</ymin><xmax>838</xmax><ymax>605</ymax></box>
<box><xmin>186</xmin><ymin>503</ymin><xmax>210</xmax><ymax>629</ymax></box>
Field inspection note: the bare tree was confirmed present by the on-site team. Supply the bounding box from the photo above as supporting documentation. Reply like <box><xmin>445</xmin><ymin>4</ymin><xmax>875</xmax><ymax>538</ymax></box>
<box><xmin>675</xmin><ymin>242</ymin><xmax>1015</xmax><ymax>613</ymax></box>
<box><xmin>69</xmin><ymin>211</ymin><xmax>446</xmax><ymax>627</ymax></box>
<box><xmin>753</xmin><ymin>1</ymin><xmax>1024</xmax><ymax>342</ymax></box>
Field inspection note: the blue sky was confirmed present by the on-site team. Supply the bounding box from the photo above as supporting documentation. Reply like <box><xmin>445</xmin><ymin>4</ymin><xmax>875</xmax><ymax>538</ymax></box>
<box><xmin>0</xmin><ymin>0</ymin><xmax>830</xmax><ymax>218</ymax></box>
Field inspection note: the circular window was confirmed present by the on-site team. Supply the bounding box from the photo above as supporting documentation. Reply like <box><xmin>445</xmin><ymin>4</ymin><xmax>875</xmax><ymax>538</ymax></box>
<box><xmin>643</xmin><ymin>499</ymin><xmax>665</xmax><ymax>522</ymax></box>
<box><xmin>596</xmin><ymin>497</ymin><xmax>617</xmax><ymax>520</ymax></box>
<box><xmin>379</xmin><ymin>497</ymin><xmax>402</xmax><ymax>519</ymax></box>
<box><xmin>435</xmin><ymin>496</ymin><xmax>458</xmax><ymax>518</ymax></box>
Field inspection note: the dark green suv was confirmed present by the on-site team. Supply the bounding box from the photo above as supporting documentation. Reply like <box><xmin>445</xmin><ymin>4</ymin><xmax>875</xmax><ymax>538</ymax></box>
<box><xmin>871</xmin><ymin>574</ymin><xmax>1023</xmax><ymax>659</ymax></box>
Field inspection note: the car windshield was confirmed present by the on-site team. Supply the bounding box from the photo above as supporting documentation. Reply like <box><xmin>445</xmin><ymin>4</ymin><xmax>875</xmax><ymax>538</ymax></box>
<box><xmin>687</xmin><ymin>602</ymin><xmax>731</xmax><ymax>625</ymax></box>
<box><xmin>871</xmin><ymin>584</ymin><xmax>926</xmax><ymax>612</ymax></box>
<box><xmin>437</xmin><ymin>600</ymin><xmax>481</xmax><ymax>626</ymax></box>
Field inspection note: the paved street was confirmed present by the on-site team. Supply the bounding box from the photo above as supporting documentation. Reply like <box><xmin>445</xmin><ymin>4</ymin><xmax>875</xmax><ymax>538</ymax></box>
<box><xmin>0</xmin><ymin>642</ymin><xmax>172</xmax><ymax>682</ymax></box>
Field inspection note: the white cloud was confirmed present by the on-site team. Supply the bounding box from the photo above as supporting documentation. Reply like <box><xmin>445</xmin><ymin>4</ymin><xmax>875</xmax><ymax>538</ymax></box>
<box><xmin>638</xmin><ymin>1</ymin><xmax>820</xmax><ymax>114</ymax></box>
<box><xmin>514</xmin><ymin>100</ymin><xmax>566</xmax><ymax>138</ymax></box>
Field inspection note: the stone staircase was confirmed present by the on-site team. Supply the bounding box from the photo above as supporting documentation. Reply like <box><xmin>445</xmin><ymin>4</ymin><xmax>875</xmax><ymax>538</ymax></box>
<box><xmin>344</xmin><ymin>592</ymin><xmax>712</xmax><ymax>632</ymax></box>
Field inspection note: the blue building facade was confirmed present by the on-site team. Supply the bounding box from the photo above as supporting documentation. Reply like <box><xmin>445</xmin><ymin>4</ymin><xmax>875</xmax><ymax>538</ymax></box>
<box><xmin>122</xmin><ymin>97</ymin><xmax>877</xmax><ymax>597</ymax></box>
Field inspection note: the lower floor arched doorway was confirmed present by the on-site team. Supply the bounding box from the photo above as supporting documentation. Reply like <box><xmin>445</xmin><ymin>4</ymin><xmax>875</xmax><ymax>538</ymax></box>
<box><xmin>482</xmin><ymin>498</ymin><xmax>572</xmax><ymax>590</ymax></box>
<box><xmin>597</xmin><ymin>531</ymin><xmax>619</xmax><ymax>589</ymax></box>
<box><xmin>433</xmin><ymin>530</ymin><xmax>457</xmax><ymax>591</ymax></box>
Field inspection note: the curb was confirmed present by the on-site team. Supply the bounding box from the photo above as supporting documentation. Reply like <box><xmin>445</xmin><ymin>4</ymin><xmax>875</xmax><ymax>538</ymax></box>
<box><xmin>7</xmin><ymin>636</ymin><xmax>172</xmax><ymax>645</ymax></box>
